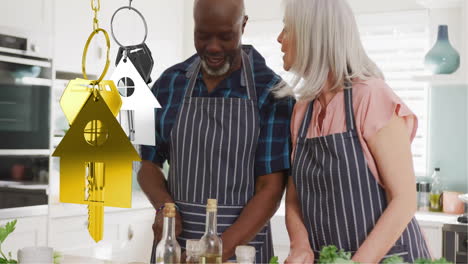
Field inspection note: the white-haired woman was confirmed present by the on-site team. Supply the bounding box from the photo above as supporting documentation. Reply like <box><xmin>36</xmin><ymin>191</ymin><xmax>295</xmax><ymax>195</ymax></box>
<box><xmin>276</xmin><ymin>0</ymin><xmax>431</xmax><ymax>263</ymax></box>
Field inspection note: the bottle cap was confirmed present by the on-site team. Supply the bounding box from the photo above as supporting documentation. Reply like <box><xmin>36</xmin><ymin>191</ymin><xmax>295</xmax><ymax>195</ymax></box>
<box><xmin>207</xmin><ymin>199</ymin><xmax>217</xmax><ymax>212</ymax></box>
<box><xmin>164</xmin><ymin>203</ymin><xmax>176</xmax><ymax>217</ymax></box>
<box><xmin>186</xmin><ymin>239</ymin><xmax>201</xmax><ymax>254</ymax></box>
<box><xmin>235</xmin><ymin>245</ymin><xmax>256</xmax><ymax>260</ymax></box>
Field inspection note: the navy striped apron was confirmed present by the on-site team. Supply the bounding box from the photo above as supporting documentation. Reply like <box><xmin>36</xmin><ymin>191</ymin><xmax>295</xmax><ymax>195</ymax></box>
<box><xmin>150</xmin><ymin>51</ymin><xmax>273</xmax><ymax>263</ymax></box>
<box><xmin>291</xmin><ymin>85</ymin><xmax>431</xmax><ymax>263</ymax></box>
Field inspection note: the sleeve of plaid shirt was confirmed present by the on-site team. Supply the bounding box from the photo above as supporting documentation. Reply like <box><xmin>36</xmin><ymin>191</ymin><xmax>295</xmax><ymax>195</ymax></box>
<box><xmin>255</xmin><ymin>76</ymin><xmax>295</xmax><ymax>177</ymax></box>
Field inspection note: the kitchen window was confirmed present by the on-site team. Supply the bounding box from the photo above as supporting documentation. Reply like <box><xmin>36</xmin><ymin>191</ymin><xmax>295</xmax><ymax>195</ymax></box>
<box><xmin>244</xmin><ymin>10</ymin><xmax>429</xmax><ymax>176</ymax></box>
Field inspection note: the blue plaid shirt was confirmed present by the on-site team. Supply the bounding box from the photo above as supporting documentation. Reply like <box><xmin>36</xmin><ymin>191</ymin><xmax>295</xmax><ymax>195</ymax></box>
<box><xmin>141</xmin><ymin>45</ymin><xmax>294</xmax><ymax>177</ymax></box>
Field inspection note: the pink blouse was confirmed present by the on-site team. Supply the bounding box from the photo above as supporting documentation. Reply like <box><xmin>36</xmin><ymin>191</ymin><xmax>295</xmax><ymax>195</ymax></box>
<box><xmin>291</xmin><ymin>78</ymin><xmax>418</xmax><ymax>186</ymax></box>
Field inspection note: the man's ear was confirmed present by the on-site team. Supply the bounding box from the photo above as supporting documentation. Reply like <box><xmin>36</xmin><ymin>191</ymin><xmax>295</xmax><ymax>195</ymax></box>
<box><xmin>242</xmin><ymin>15</ymin><xmax>249</xmax><ymax>34</ymax></box>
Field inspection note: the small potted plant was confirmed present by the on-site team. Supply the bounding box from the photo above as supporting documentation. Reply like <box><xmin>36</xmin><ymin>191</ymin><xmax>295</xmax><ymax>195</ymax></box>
<box><xmin>0</xmin><ymin>220</ymin><xmax>18</xmax><ymax>264</ymax></box>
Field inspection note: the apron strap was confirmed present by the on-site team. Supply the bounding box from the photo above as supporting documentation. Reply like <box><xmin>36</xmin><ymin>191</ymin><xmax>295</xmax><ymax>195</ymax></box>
<box><xmin>183</xmin><ymin>51</ymin><xmax>257</xmax><ymax>100</ymax></box>
<box><xmin>241</xmin><ymin>50</ymin><xmax>257</xmax><ymax>101</ymax></box>
<box><xmin>343</xmin><ymin>81</ymin><xmax>356</xmax><ymax>132</ymax></box>
<box><xmin>298</xmin><ymin>101</ymin><xmax>314</xmax><ymax>138</ymax></box>
<box><xmin>298</xmin><ymin>80</ymin><xmax>355</xmax><ymax>138</ymax></box>
<box><xmin>184</xmin><ymin>58</ymin><xmax>202</xmax><ymax>99</ymax></box>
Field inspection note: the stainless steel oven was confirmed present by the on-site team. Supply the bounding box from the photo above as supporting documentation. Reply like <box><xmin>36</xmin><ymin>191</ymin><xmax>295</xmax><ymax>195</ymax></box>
<box><xmin>0</xmin><ymin>33</ymin><xmax>52</xmax><ymax>153</ymax></box>
<box><xmin>0</xmin><ymin>31</ymin><xmax>52</xmax><ymax>209</ymax></box>
<box><xmin>443</xmin><ymin>223</ymin><xmax>468</xmax><ymax>263</ymax></box>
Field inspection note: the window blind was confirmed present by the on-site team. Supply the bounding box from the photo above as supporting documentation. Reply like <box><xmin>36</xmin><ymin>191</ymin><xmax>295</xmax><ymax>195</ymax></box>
<box><xmin>244</xmin><ymin>10</ymin><xmax>429</xmax><ymax>176</ymax></box>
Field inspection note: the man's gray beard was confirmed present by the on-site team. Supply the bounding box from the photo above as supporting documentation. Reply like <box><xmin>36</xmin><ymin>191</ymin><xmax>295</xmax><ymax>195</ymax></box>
<box><xmin>201</xmin><ymin>59</ymin><xmax>231</xmax><ymax>77</ymax></box>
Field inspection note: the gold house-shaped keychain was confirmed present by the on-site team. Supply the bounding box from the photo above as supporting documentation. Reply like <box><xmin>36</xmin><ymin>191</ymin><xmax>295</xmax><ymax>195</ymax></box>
<box><xmin>52</xmin><ymin>0</ymin><xmax>140</xmax><ymax>242</ymax></box>
<box><xmin>110</xmin><ymin>3</ymin><xmax>160</xmax><ymax>146</ymax></box>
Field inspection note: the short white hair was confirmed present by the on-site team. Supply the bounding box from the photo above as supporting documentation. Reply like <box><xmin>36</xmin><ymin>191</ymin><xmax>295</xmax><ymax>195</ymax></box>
<box><xmin>274</xmin><ymin>0</ymin><xmax>384</xmax><ymax>101</ymax></box>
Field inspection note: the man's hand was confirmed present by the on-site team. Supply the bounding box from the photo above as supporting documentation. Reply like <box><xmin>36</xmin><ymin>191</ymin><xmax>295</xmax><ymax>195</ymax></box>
<box><xmin>152</xmin><ymin>210</ymin><xmax>183</xmax><ymax>244</ymax></box>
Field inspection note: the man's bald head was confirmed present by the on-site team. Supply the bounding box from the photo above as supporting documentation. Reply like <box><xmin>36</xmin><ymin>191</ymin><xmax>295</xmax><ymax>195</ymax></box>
<box><xmin>193</xmin><ymin>0</ymin><xmax>248</xmax><ymax>77</ymax></box>
<box><xmin>194</xmin><ymin>0</ymin><xmax>246</xmax><ymax>25</ymax></box>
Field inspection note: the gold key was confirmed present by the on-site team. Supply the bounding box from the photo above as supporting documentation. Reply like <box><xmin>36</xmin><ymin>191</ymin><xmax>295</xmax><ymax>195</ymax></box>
<box><xmin>53</xmin><ymin>91</ymin><xmax>140</xmax><ymax>242</ymax></box>
<box><xmin>53</xmin><ymin>1</ymin><xmax>140</xmax><ymax>242</ymax></box>
<box><xmin>86</xmin><ymin>162</ymin><xmax>105</xmax><ymax>242</ymax></box>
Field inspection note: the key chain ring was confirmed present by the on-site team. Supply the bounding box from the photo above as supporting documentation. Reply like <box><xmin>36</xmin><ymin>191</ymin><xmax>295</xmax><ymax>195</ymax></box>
<box><xmin>82</xmin><ymin>28</ymin><xmax>111</xmax><ymax>85</ymax></box>
<box><xmin>110</xmin><ymin>6</ymin><xmax>148</xmax><ymax>47</ymax></box>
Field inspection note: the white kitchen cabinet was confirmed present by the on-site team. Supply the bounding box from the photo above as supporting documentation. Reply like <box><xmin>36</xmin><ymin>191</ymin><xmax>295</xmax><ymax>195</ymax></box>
<box><xmin>0</xmin><ymin>0</ymin><xmax>54</xmax><ymax>58</ymax></box>
<box><xmin>1</xmin><ymin>1</ymin><xmax>45</xmax><ymax>31</ymax></box>
<box><xmin>0</xmin><ymin>216</ymin><xmax>47</xmax><ymax>260</ymax></box>
<box><xmin>418</xmin><ymin>220</ymin><xmax>443</xmax><ymax>259</ymax></box>
<box><xmin>271</xmin><ymin>202</ymin><xmax>289</xmax><ymax>263</ymax></box>
<box><xmin>271</xmin><ymin>213</ymin><xmax>289</xmax><ymax>263</ymax></box>
<box><xmin>48</xmin><ymin>213</ymin><xmax>121</xmax><ymax>259</ymax></box>
<box><xmin>48</xmin><ymin>207</ymin><xmax>154</xmax><ymax>262</ymax></box>
<box><xmin>110</xmin><ymin>208</ymin><xmax>155</xmax><ymax>263</ymax></box>
<box><xmin>415</xmin><ymin>211</ymin><xmax>461</xmax><ymax>259</ymax></box>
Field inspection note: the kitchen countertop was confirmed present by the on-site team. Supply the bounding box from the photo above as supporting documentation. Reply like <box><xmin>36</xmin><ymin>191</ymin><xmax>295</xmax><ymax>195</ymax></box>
<box><xmin>0</xmin><ymin>204</ymin><xmax>48</xmax><ymax>220</ymax></box>
<box><xmin>0</xmin><ymin>191</ymin><xmax>153</xmax><ymax>220</ymax></box>
<box><xmin>415</xmin><ymin>211</ymin><xmax>466</xmax><ymax>226</ymax></box>
<box><xmin>62</xmin><ymin>255</ymin><xmax>144</xmax><ymax>264</ymax></box>
<box><xmin>48</xmin><ymin>191</ymin><xmax>153</xmax><ymax>218</ymax></box>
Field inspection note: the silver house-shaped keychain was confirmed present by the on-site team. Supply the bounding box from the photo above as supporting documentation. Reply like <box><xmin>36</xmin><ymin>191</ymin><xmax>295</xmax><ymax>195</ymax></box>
<box><xmin>111</xmin><ymin>57</ymin><xmax>161</xmax><ymax>146</ymax></box>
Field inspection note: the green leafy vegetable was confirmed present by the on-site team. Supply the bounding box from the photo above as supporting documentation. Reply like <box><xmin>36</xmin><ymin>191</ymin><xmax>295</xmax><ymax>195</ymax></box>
<box><xmin>0</xmin><ymin>220</ymin><xmax>18</xmax><ymax>264</ymax></box>
<box><xmin>53</xmin><ymin>251</ymin><xmax>63</xmax><ymax>264</ymax></box>
<box><xmin>414</xmin><ymin>257</ymin><xmax>452</xmax><ymax>264</ymax></box>
<box><xmin>382</xmin><ymin>256</ymin><xmax>405</xmax><ymax>264</ymax></box>
<box><xmin>318</xmin><ymin>246</ymin><xmax>356</xmax><ymax>264</ymax></box>
<box><xmin>269</xmin><ymin>256</ymin><xmax>279</xmax><ymax>264</ymax></box>
<box><xmin>318</xmin><ymin>245</ymin><xmax>453</xmax><ymax>264</ymax></box>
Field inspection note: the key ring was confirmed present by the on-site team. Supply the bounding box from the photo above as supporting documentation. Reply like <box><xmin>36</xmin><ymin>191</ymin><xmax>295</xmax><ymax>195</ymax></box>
<box><xmin>82</xmin><ymin>28</ymin><xmax>111</xmax><ymax>85</ymax></box>
<box><xmin>110</xmin><ymin>6</ymin><xmax>148</xmax><ymax>47</ymax></box>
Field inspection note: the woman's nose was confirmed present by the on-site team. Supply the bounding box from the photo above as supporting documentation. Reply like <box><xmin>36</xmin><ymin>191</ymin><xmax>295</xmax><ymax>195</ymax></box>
<box><xmin>277</xmin><ymin>32</ymin><xmax>283</xmax><ymax>44</ymax></box>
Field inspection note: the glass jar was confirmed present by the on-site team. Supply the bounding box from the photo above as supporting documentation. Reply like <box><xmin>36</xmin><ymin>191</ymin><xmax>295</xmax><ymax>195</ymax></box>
<box><xmin>235</xmin><ymin>245</ymin><xmax>255</xmax><ymax>264</ymax></box>
<box><xmin>418</xmin><ymin>182</ymin><xmax>431</xmax><ymax>211</ymax></box>
<box><xmin>186</xmin><ymin>239</ymin><xmax>201</xmax><ymax>264</ymax></box>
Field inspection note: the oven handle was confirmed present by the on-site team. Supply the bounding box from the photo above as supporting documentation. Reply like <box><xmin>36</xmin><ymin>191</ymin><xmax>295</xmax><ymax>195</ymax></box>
<box><xmin>0</xmin><ymin>54</ymin><xmax>51</xmax><ymax>68</ymax></box>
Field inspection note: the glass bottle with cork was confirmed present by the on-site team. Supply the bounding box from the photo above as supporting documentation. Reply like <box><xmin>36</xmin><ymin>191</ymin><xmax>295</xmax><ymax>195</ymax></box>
<box><xmin>429</xmin><ymin>168</ymin><xmax>443</xmax><ymax>212</ymax></box>
<box><xmin>155</xmin><ymin>203</ymin><xmax>181</xmax><ymax>264</ymax></box>
<box><xmin>200</xmin><ymin>199</ymin><xmax>223</xmax><ymax>264</ymax></box>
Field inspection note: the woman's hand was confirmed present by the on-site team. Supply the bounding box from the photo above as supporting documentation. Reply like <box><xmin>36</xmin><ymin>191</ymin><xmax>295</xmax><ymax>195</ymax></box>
<box><xmin>285</xmin><ymin>176</ymin><xmax>315</xmax><ymax>263</ymax></box>
<box><xmin>285</xmin><ymin>245</ymin><xmax>315</xmax><ymax>264</ymax></box>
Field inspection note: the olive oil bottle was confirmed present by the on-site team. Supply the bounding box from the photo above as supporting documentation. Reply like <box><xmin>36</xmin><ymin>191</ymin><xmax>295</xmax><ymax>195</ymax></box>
<box><xmin>199</xmin><ymin>199</ymin><xmax>222</xmax><ymax>264</ymax></box>
<box><xmin>429</xmin><ymin>168</ymin><xmax>443</xmax><ymax>212</ymax></box>
<box><xmin>155</xmin><ymin>203</ymin><xmax>181</xmax><ymax>264</ymax></box>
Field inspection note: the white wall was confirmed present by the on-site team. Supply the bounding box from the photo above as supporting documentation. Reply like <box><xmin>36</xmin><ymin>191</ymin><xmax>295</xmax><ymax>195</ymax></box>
<box><xmin>182</xmin><ymin>0</ymin><xmax>284</xmax><ymax>58</ymax></box>
<box><xmin>348</xmin><ymin>0</ymin><xmax>424</xmax><ymax>13</ymax></box>
<box><xmin>0</xmin><ymin>0</ymin><xmax>54</xmax><ymax>58</ymax></box>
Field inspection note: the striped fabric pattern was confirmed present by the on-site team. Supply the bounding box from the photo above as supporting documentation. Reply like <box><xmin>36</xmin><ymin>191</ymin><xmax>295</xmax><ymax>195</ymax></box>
<box><xmin>291</xmin><ymin>87</ymin><xmax>431</xmax><ymax>262</ymax></box>
<box><xmin>150</xmin><ymin>52</ymin><xmax>274</xmax><ymax>264</ymax></box>
<box><xmin>141</xmin><ymin>45</ymin><xmax>294</xmax><ymax>177</ymax></box>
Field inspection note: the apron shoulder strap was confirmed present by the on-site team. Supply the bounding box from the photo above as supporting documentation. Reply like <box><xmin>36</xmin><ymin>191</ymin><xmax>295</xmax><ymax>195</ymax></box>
<box><xmin>241</xmin><ymin>50</ymin><xmax>257</xmax><ymax>101</ymax></box>
<box><xmin>343</xmin><ymin>82</ymin><xmax>356</xmax><ymax>132</ymax></box>
<box><xmin>298</xmin><ymin>101</ymin><xmax>314</xmax><ymax>138</ymax></box>
<box><xmin>183</xmin><ymin>57</ymin><xmax>202</xmax><ymax>99</ymax></box>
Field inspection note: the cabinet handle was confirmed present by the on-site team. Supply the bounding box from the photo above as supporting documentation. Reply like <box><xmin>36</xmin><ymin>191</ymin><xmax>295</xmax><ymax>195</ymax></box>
<box><xmin>128</xmin><ymin>225</ymin><xmax>134</xmax><ymax>241</ymax></box>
